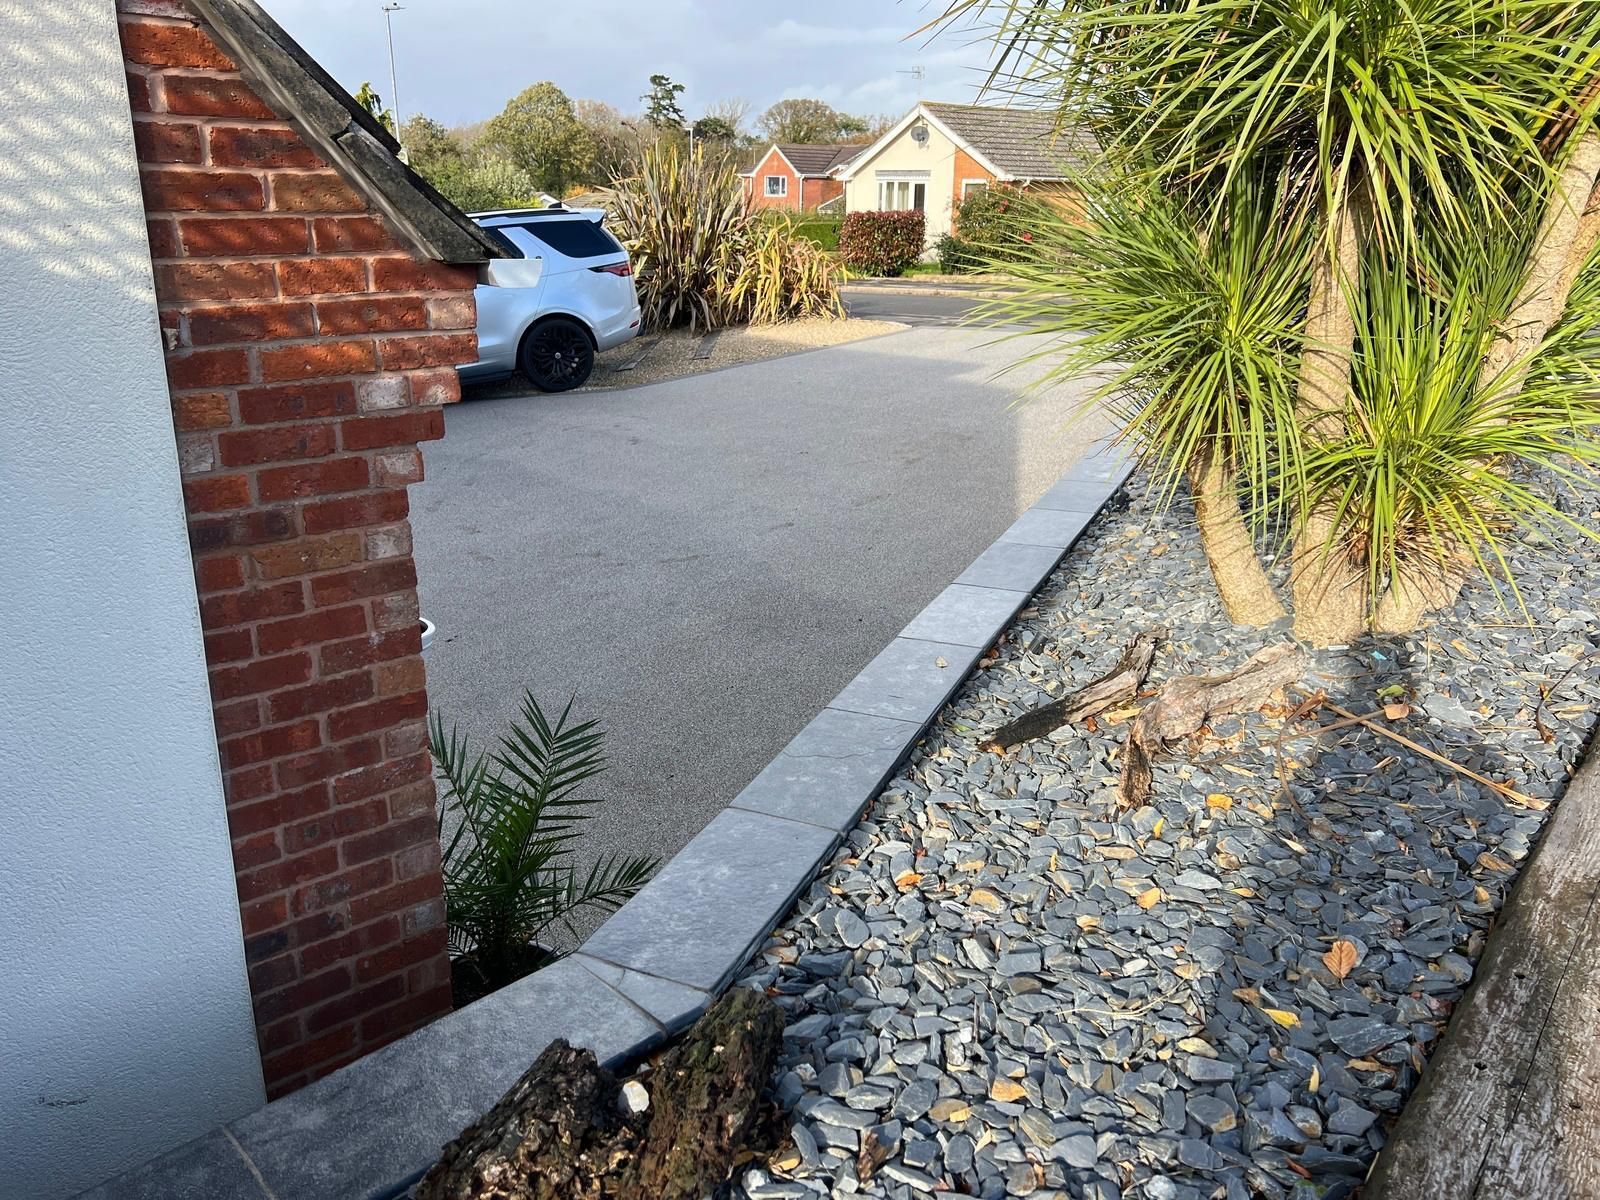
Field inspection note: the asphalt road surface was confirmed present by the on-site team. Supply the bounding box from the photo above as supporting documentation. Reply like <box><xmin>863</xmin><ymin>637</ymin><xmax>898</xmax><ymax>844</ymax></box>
<box><xmin>841</xmin><ymin>285</ymin><xmax>994</xmax><ymax>327</ymax></box>
<box><xmin>413</xmin><ymin>325</ymin><xmax>1108</xmax><ymax>940</ymax></box>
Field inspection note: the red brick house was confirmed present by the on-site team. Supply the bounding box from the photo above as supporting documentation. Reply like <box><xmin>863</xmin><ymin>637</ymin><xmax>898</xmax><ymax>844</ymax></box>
<box><xmin>2</xmin><ymin>0</ymin><xmax>507</xmax><ymax>1194</ymax></box>
<box><xmin>740</xmin><ymin>143</ymin><xmax>860</xmax><ymax>212</ymax></box>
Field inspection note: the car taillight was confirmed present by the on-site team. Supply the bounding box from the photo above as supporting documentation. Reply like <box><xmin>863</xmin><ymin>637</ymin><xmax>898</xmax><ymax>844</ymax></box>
<box><xmin>591</xmin><ymin>262</ymin><xmax>633</xmax><ymax>277</ymax></box>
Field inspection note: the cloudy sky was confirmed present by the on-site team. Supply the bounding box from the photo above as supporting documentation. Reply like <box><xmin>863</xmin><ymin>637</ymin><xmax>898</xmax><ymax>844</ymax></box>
<box><xmin>257</xmin><ymin>0</ymin><xmax>1003</xmax><ymax>130</ymax></box>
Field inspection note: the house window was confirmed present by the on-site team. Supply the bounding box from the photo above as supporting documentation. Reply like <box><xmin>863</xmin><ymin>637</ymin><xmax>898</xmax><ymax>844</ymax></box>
<box><xmin>764</xmin><ymin>175</ymin><xmax>788</xmax><ymax>197</ymax></box>
<box><xmin>961</xmin><ymin>179</ymin><xmax>989</xmax><ymax>200</ymax></box>
<box><xmin>877</xmin><ymin>177</ymin><xmax>927</xmax><ymax>212</ymax></box>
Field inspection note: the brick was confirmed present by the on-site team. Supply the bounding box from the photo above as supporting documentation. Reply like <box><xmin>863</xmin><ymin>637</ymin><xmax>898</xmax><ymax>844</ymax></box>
<box><xmin>306</xmin><ymin>977</ymin><xmax>405</xmax><ymax>1035</ymax></box>
<box><xmin>426</xmin><ymin>296</ymin><xmax>476</xmax><ymax>330</ymax></box>
<box><xmin>222</xmin><ymin>720</ymin><xmax>322</xmax><ymax>771</ymax></box>
<box><xmin>268</xmin><ymin>671</ymin><xmax>375</xmax><ymax>723</ymax></box>
<box><xmin>232</xmin><ymin>831</ymin><xmax>281</xmax><ymax>872</ymax></box>
<box><xmin>380</xmin><ymin>333</ymin><xmax>476</xmax><ymax>372</ymax></box>
<box><xmin>373</xmin><ymin>450</ymin><xmax>423</xmax><ymax>487</ymax></box>
<box><xmin>260</xmin><ymin>340</ymin><xmax>377</xmax><ymax>382</ymax></box>
<box><xmin>256</xmin><ymin>605</ymin><xmax>367</xmax><ymax>656</ymax></box>
<box><xmin>126</xmin><ymin>70</ymin><xmax>154</xmax><ymax>113</ymax></box>
<box><xmin>166</xmin><ymin>347</ymin><xmax>250</xmax><ymax>390</ymax></box>
<box><xmin>253</xmin><ymin>966</ymin><xmax>352</xmax><ymax>1027</ymax></box>
<box><xmin>195</xmin><ymin>553</ymin><xmax>245</xmax><ymax>591</ymax></box>
<box><xmin>275</xmin><ymin>737</ymin><xmax>382</xmax><ymax>789</ymax></box>
<box><xmin>217</xmin><ymin>424</ymin><xmax>336</xmax><ymax>467</ymax></box>
<box><xmin>133</xmin><ymin>118</ymin><xmax>202</xmax><ymax>163</ymax></box>
<box><xmin>235</xmin><ymin>844</ymin><xmax>338</xmax><ymax>905</ymax></box>
<box><xmin>350</xmin><ymin>873</ymin><xmax>441</xmax><ymax>925</ymax></box>
<box><xmin>309</xmin><ymin>560</ymin><xmax>416</xmax><ymax>607</ymax></box>
<box><xmin>238</xmin><ymin>380</ymin><xmax>358</xmax><ymax>425</ymax></box>
<box><xmin>229</xmin><ymin>782</ymin><xmax>331</xmax><ymax>839</ymax></box>
<box><xmin>199</xmin><ymin>581</ymin><xmax>304</xmax><ymax>630</ymax></box>
<box><xmin>373</xmin><ymin>656</ymin><xmax>426</xmax><ymax>700</ymax></box>
<box><xmin>332</xmin><ymin>749</ymin><xmax>431</xmax><ymax>806</ymax></box>
<box><xmin>257</xmin><ymin>456</ymin><xmax>370</xmax><ymax>502</ymax></box>
<box><xmin>180</xmin><ymin>216</ymin><xmax>310</xmax><ymax>258</ymax></box>
<box><xmin>400</xmin><ymin>898</ymin><xmax>446</xmax><ymax>938</ymax></box>
<box><xmin>249</xmin><ymin>533</ymin><xmax>363</xmax><ymax>580</ymax></box>
<box><xmin>188</xmin><ymin>301</ymin><xmax>315</xmax><ymax>345</ymax></box>
<box><xmin>298</xmin><ymin>912</ymin><xmax>399</xmax><ymax>974</ymax></box>
<box><xmin>386</xmin><ymin>778</ymin><xmax>438</xmax><ymax>820</ymax></box>
<box><xmin>328</xmin><ymin>691</ymin><xmax>427</xmax><ymax>742</ymax></box>
<box><xmin>290</xmin><ymin>798</ymin><xmax>390</xmax><ymax>856</ymax></box>
<box><xmin>249</xmin><ymin>953</ymin><xmax>299</xmax><ymax>994</ymax></box>
<box><xmin>176</xmin><ymin>432</ymin><xmax>214</xmax><ymax>475</ymax></box>
<box><xmin>226</xmin><ymin>764</ymin><xmax>276</xmax><ymax>804</ymax></box>
<box><xmin>143</xmin><ymin>167</ymin><xmax>265</xmax><ymax>212</ymax></box>
<box><xmin>259</xmin><ymin>1016</ymin><xmax>302</xmax><ymax>1056</ymax></box>
<box><xmin>119</xmin><ymin>17</ymin><xmax>237</xmax><ymax>69</ymax></box>
<box><xmin>319</xmin><ymin>628</ymin><xmax>419</xmax><ymax>675</ymax></box>
<box><xmin>270</xmin><ymin>171</ymin><xmax>365</xmax><ymax>212</ymax></box>
<box><xmin>162</xmin><ymin>74</ymin><xmax>276</xmax><ymax>118</ymax></box>
<box><xmin>240</xmin><ymin>894</ymin><xmax>289</xmax><ymax>937</ymax></box>
<box><xmin>339</xmin><ymin>409</ymin><xmax>443</xmax><ymax>451</ymax></box>
<box><xmin>291</xmin><ymin>859</ymin><xmax>394</xmax><ymax>919</ymax></box>
<box><xmin>209</xmin><ymin>652</ymin><xmax>313</xmax><ymax>702</ymax></box>
<box><xmin>364</xmin><ymin>523</ymin><xmax>412</xmax><ymax>561</ymax></box>
<box><xmin>189</xmin><ymin>507</ymin><xmax>298</xmax><ymax>553</ymax></box>
<box><xmin>392</xmin><ymin>837</ymin><xmax>441</xmax><ymax>882</ymax></box>
<box><xmin>354</xmin><ymin>928</ymin><xmax>448</xmax><ymax>984</ymax></box>
<box><xmin>408</xmin><ymin>368</ymin><xmax>462</xmax><ymax>407</ymax></box>
<box><xmin>147</xmin><ymin>217</ymin><xmax>180</xmax><ymax>258</ymax></box>
<box><xmin>289</xmin><ymin>910</ymin><xmax>347</xmax><ymax>947</ymax></box>
<box><xmin>209</xmin><ymin>126</ymin><xmax>323</xmax><ymax>169</ymax></box>
<box><xmin>183</xmin><ymin>473</ymin><xmax>251</xmax><ymax>513</ymax></box>
<box><xmin>316</xmin><ymin>296</ymin><xmax>428</xmax><ymax>335</ymax></box>
<box><xmin>356</xmin><ymin>375</ymin><xmax>409</xmax><ymax>412</ymax></box>
<box><xmin>277</xmin><ymin>258</ymin><xmax>367</xmax><ymax>297</ymax></box>
<box><xmin>371</xmin><ymin>590</ymin><xmax>420</xmax><ymax>632</ymax></box>
<box><xmin>204</xmin><ymin>628</ymin><xmax>254</xmax><ymax>665</ymax></box>
<box><xmin>173</xmin><ymin>392</ymin><xmax>231</xmax><ymax>431</ymax></box>
<box><xmin>357</xmin><ymin>984</ymin><xmax>451</xmax><ymax>1042</ymax></box>
<box><xmin>156</xmin><ymin>261</ymin><xmax>277</xmax><ymax>302</ymax></box>
<box><xmin>302</xmin><ymin>489</ymin><xmax>408</xmax><ymax>535</ymax></box>
<box><xmin>312</xmin><ymin>217</ymin><xmax>394</xmax><ymax>253</ymax></box>
<box><xmin>371</xmin><ymin>257</ymin><xmax>477</xmax><ymax>292</ymax></box>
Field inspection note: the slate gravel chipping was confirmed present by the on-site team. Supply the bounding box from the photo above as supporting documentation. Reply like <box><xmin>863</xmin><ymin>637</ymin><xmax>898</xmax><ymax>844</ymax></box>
<box><xmin>733</xmin><ymin>470</ymin><xmax>1600</xmax><ymax>1200</ymax></box>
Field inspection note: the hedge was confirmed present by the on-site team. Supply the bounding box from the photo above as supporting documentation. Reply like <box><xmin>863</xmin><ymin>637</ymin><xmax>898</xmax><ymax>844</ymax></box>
<box><xmin>838</xmin><ymin>211</ymin><xmax>926</xmax><ymax>276</ymax></box>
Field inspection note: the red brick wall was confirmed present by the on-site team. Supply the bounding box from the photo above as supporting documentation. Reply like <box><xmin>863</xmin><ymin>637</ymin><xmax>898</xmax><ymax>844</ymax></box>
<box><xmin>119</xmin><ymin>0</ymin><xmax>475</xmax><ymax>1097</ymax></box>
<box><xmin>801</xmin><ymin>176</ymin><xmax>844</xmax><ymax>211</ymax></box>
<box><xmin>746</xmin><ymin>148</ymin><xmax>801</xmax><ymax>211</ymax></box>
<box><xmin>951</xmin><ymin>149</ymin><xmax>997</xmax><ymax>230</ymax></box>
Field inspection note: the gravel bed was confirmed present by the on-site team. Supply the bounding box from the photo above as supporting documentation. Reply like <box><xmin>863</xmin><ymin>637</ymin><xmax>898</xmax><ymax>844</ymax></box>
<box><xmin>733</xmin><ymin>469</ymin><xmax>1600</xmax><ymax>1200</ymax></box>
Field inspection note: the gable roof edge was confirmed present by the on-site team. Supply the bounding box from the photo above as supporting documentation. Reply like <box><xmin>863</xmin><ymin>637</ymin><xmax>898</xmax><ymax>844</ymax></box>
<box><xmin>832</xmin><ymin>104</ymin><xmax>1014</xmax><ymax>182</ymax></box>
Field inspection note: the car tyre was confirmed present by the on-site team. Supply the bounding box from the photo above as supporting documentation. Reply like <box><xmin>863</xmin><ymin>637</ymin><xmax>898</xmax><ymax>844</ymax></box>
<box><xmin>519</xmin><ymin>317</ymin><xmax>595</xmax><ymax>392</ymax></box>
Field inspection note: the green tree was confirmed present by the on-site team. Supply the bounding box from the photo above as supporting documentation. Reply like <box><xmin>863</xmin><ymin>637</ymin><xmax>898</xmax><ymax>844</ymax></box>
<box><xmin>757</xmin><ymin>98</ymin><xmax>866</xmax><ymax>144</ymax></box>
<box><xmin>400</xmin><ymin>114</ymin><xmax>464</xmax><ymax>177</ymax></box>
<box><xmin>575</xmin><ymin>98</ymin><xmax>638</xmax><ymax>183</ymax></box>
<box><xmin>483</xmin><ymin>81</ymin><xmax>596</xmax><ymax>197</ymax></box>
<box><xmin>352</xmin><ymin>80</ymin><xmax>395</xmax><ymax>134</ymax></box>
<box><xmin>691</xmin><ymin>115</ymin><xmax>738</xmax><ymax>144</ymax></box>
<box><xmin>939</xmin><ymin>0</ymin><xmax>1600</xmax><ymax>642</ymax></box>
<box><xmin>643</xmin><ymin>73</ymin><xmax>686</xmax><ymax>130</ymax></box>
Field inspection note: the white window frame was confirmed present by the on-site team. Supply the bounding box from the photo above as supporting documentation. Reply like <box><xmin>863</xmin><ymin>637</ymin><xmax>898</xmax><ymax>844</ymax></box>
<box><xmin>764</xmin><ymin>174</ymin><xmax>788</xmax><ymax>198</ymax></box>
<box><xmin>875</xmin><ymin>172</ymin><xmax>929</xmax><ymax>212</ymax></box>
<box><xmin>961</xmin><ymin>178</ymin><xmax>989</xmax><ymax>199</ymax></box>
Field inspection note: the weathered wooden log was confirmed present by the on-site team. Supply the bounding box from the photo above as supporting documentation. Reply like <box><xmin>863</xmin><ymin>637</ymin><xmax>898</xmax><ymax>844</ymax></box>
<box><xmin>981</xmin><ymin>630</ymin><xmax>1163</xmax><ymax>753</ymax></box>
<box><xmin>415</xmin><ymin>987</ymin><xmax>784</xmax><ymax>1200</ymax></box>
<box><xmin>1117</xmin><ymin>642</ymin><xmax>1308</xmax><ymax>809</ymax></box>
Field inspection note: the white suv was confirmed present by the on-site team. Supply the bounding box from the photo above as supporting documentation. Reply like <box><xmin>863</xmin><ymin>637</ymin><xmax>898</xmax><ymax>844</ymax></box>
<box><xmin>460</xmin><ymin>206</ymin><xmax>642</xmax><ymax>392</ymax></box>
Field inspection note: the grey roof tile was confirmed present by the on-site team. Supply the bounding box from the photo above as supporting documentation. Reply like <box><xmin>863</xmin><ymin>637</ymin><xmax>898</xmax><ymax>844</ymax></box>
<box><xmin>922</xmin><ymin>102</ymin><xmax>1097</xmax><ymax>180</ymax></box>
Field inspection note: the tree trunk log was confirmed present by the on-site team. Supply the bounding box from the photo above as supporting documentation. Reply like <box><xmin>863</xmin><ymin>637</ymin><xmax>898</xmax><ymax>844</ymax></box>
<box><xmin>980</xmin><ymin>631</ymin><xmax>1161</xmax><ymax>753</ymax></box>
<box><xmin>1291</xmin><ymin>172</ymin><xmax>1369</xmax><ymax>646</ymax></box>
<box><xmin>415</xmin><ymin>987</ymin><xmax>784</xmax><ymax>1200</ymax></box>
<box><xmin>1188</xmin><ymin>452</ymin><xmax>1285</xmax><ymax>625</ymax></box>
<box><xmin>1117</xmin><ymin>642</ymin><xmax>1308</xmax><ymax>809</ymax></box>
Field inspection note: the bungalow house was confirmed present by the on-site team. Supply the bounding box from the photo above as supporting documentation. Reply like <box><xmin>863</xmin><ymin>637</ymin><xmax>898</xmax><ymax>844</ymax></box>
<box><xmin>0</xmin><ymin>0</ymin><xmax>508</xmax><ymax>1195</ymax></box>
<box><xmin>740</xmin><ymin>143</ymin><xmax>861</xmax><ymax>212</ymax></box>
<box><xmin>834</xmin><ymin>101</ymin><xmax>1097</xmax><ymax>242</ymax></box>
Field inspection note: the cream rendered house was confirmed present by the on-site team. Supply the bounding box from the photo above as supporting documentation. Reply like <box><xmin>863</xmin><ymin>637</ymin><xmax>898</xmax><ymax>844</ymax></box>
<box><xmin>834</xmin><ymin>101</ymin><xmax>1095</xmax><ymax>247</ymax></box>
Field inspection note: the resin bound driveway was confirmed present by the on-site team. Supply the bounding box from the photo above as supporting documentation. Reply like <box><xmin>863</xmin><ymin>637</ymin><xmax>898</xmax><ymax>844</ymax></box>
<box><xmin>413</xmin><ymin>325</ymin><xmax>1110</xmax><ymax>939</ymax></box>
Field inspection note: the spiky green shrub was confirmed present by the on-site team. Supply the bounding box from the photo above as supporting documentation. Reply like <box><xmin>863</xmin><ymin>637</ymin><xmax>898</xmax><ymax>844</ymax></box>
<box><xmin>610</xmin><ymin>142</ymin><xmax>844</xmax><ymax>330</ymax></box>
<box><xmin>838</xmin><ymin>211</ymin><xmax>926</xmax><ymax>276</ymax></box>
<box><xmin>431</xmin><ymin>692</ymin><xmax>657</xmax><ymax>997</ymax></box>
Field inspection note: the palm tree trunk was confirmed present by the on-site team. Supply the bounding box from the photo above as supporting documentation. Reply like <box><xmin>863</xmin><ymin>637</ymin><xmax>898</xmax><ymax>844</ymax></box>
<box><xmin>1291</xmin><ymin>174</ymin><xmax>1368</xmax><ymax>646</ymax></box>
<box><xmin>1188</xmin><ymin>451</ymin><xmax>1284</xmax><ymax>625</ymax></box>
<box><xmin>1375</xmin><ymin>129</ymin><xmax>1600</xmax><ymax>634</ymax></box>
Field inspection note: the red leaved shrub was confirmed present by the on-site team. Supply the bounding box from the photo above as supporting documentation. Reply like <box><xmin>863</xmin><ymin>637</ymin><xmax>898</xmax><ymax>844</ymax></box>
<box><xmin>838</xmin><ymin>211</ymin><xmax>926</xmax><ymax>276</ymax></box>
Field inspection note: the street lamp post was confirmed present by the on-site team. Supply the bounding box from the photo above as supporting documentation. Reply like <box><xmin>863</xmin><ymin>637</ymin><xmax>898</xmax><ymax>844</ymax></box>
<box><xmin>382</xmin><ymin>3</ymin><xmax>404</xmax><ymax>154</ymax></box>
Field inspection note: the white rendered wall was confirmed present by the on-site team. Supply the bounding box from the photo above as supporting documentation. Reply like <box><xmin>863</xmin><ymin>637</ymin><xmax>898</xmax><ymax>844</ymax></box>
<box><xmin>0</xmin><ymin>2</ymin><xmax>267</xmax><ymax>1197</ymax></box>
<box><xmin>844</xmin><ymin>120</ymin><xmax>960</xmax><ymax>240</ymax></box>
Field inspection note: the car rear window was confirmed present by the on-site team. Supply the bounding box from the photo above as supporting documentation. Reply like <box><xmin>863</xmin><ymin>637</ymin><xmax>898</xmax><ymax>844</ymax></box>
<box><xmin>510</xmin><ymin>219</ymin><xmax>623</xmax><ymax>259</ymax></box>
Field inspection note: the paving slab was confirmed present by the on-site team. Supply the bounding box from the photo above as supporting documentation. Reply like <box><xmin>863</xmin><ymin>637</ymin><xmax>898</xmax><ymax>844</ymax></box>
<box><xmin>997</xmin><ymin>506</ymin><xmax>1098</xmax><ymax>549</ymax></box>
<box><xmin>828</xmin><ymin>637</ymin><xmax>983</xmax><ymax>724</ymax></box>
<box><xmin>899</xmin><ymin>583</ymin><xmax>1029</xmax><ymax>648</ymax></box>
<box><xmin>74</xmin><ymin>1129</ymin><xmax>266</xmax><ymax>1200</ymax></box>
<box><xmin>953</xmin><ymin>540</ymin><xmax>1065</xmax><ymax>593</ymax></box>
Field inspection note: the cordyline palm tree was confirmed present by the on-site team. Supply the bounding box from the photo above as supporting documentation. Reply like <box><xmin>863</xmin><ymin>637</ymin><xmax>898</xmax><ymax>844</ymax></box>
<box><xmin>935</xmin><ymin>0</ymin><xmax>1600</xmax><ymax>643</ymax></box>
